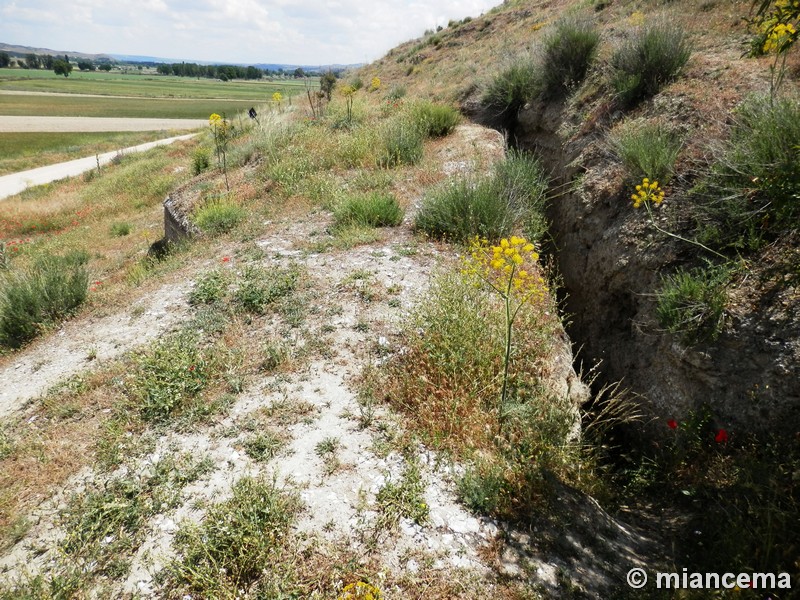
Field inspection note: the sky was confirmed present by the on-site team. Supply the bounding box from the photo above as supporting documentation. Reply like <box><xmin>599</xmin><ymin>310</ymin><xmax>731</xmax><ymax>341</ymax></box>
<box><xmin>0</xmin><ymin>0</ymin><xmax>500</xmax><ymax>66</ymax></box>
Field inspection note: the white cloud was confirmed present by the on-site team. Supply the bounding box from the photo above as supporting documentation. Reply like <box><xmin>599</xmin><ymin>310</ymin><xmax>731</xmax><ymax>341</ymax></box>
<box><xmin>0</xmin><ymin>0</ymin><xmax>499</xmax><ymax>64</ymax></box>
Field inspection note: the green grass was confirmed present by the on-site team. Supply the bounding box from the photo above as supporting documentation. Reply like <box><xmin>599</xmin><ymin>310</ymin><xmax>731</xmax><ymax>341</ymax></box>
<box><xmin>194</xmin><ymin>198</ymin><xmax>248</xmax><ymax>235</ymax></box>
<box><xmin>233</xmin><ymin>263</ymin><xmax>300</xmax><ymax>314</ymax></box>
<box><xmin>0</xmin><ymin>252</ymin><xmax>89</xmax><ymax>348</ymax></box>
<box><xmin>610</xmin><ymin>22</ymin><xmax>692</xmax><ymax>107</ymax></box>
<box><xmin>0</xmin><ymin>93</ymin><xmax>255</xmax><ymax>119</ymax></box>
<box><xmin>539</xmin><ymin>17</ymin><xmax>601</xmax><ymax>98</ymax></box>
<box><xmin>0</xmin><ymin>131</ymin><xmax>173</xmax><ymax>175</ymax></box>
<box><xmin>163</xmin><ymin>476</ymin><xmax>302</xmax><ymax>597</ymax></box>
<box><xmin>656</xmin><ymin>264</ymin><xmax>730</xmax><ymax>344</ymax></box>
<box><xmin>0</xmin><ymin>67</ymin><xmax>310</xmax><ymax>99</ymax></box>
<box><xmin>333</xmin><ymin>192</ymin><xmax>404</xmax><ymax>228</ymax></box>
<box><xmin>609</xmin><ymin>119</ymin><xmax>683</xmax><ymax>184</ymax></box>
<box><xmin>481</xmin><ymin>59</ymin><xmax>539</xmax><ymax>125</ymax></box>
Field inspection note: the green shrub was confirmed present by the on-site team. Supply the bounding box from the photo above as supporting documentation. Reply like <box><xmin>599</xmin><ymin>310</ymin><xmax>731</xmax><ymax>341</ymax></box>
<box><xmin>656</xmin><ymin>264</ymin><xmax>729</xmax><ymax>344</ymax></box>
<box><xmin>164</xmin><ymin>476</ymin><xmax>301</xmax><ymax>597</ymax></box>
<box><xmin>377</xmin><ymin>120</ymin><xmax>425</xmax><ymax>167</ymax></box>
<box><xmin>333</xmin><ymin>192</ymin><xmax>404</xmax><ymax>228</ymax></box>
<box><xmin>189</xmin><ymin>268</ymin><xmax>229</xmax><ymax>305</ymax></box>
<box><xmin>492</xmin><ymin>149</ymin><xmax>550</xmax><ymax>242</ymax></box>
<box><xmin>233</xmin><ymin>264</ymin><xmax>299</xmax><ymax>314</ymax></box>
<box><xmin>0</xmin><ymin>253</ymin><xmax>89</xmax><ymax>348</ymax></box>
<box><xmin>410</xmin><ymin>101</ymin><xmax>462</xmax><ymax>137</ymax></box>
<box><xmin>415</xmin><ymin>151</ymin><xmax>549</xmax><ymax>244</ymax></box>
<box><xmin>386</xmin><ymin>85</ymin><xmax>407</xmax><ymax>100</ymax></box>
<box><xmin>540</xmin><ymin>18</ymin><xmax>601</xmax><ymax>98</ymax></box>
<box><xmin>610</xmin><ymin>23</ymin><xmax>691</xmax><ymax>106</ymax></box>
<box><xmin>194</xmin><ymin>197</ymin><xmax>247</xmax><ymax>235</ymax></box>
<box><xmin>414</xmin><ymin>177</ymin><xmax>515</xmax><ymax>242</ymax></box>
<box><xmin>129</xmin><ymin>331</ymin><xmax>210</xmax><ymax>422</ymax></box>
<box><xmin>609</xmin><ymin>119</ymin><xmax>682</xmax><ymax>183</ymax></box>
<box><xmin>109</xmin><ymin>222</ymin><xmax>132</xmax><ymax>237</ymax></box>
<box><xmin>191</xmin><ymin>147</ymin><xmax>211</xmax><ymax>175</ymax></box>
<box><xmin>697</xmin><ymin>96</ymin><xmax>800</xmax><ymax>251</ymax></box>
<box><xmin>481</xmin><ymin>60</ymin><xmax>540</xmax><ymax>124</ymax></box>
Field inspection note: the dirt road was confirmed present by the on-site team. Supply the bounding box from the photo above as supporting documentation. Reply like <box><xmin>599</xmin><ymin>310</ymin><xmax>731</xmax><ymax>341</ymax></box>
<box><xmin>0</xmin><ymin>133</ymin><xmax>197</xmax><ymax>200</ymax></box>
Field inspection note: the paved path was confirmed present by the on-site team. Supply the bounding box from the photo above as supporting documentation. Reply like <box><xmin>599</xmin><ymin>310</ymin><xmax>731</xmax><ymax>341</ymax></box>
<box><xmin>0</xmin><ymin>115</ymin><xmax>207</xmax><ymax>132</ymax></box>
<box><xmin>0</xmin><ymin>133</ymin><xmax>197</xmax><ymax>200</ymax></box>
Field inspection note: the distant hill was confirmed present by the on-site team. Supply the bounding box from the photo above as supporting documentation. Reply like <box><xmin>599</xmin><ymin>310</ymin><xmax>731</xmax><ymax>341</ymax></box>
<box><xmin>0</xmin><ymin>42</ymin><xmax>112</xmax><ymax>61</ymax></box>
<box><xmin>0</xmin><ymin>43</ymin><xmax>359</xmax><ymax>72</ymax></box>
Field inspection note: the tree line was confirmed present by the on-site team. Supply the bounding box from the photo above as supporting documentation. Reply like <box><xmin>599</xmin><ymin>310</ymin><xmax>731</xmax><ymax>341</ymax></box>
<box><xmin>155</xmin><ymin>63</ymin><xmax>335</xmax><ymax>80</ymax></box>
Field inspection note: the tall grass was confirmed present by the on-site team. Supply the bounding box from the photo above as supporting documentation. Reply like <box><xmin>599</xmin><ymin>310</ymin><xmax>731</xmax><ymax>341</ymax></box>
<box><xmin>540</xmin><ymin>18</ymin><xmax>601</xmax><ymax>98</ymax></box>
<box><xmin>0</xmin><ymin>252</ymin><xmax>89</xmax><ymax>348</ymax></box>
<box><xmin>696</xmin><ymin>96</ymin><xmax>800</xmax><ymax>252</ymax></box>
<box><xmin>481</xmin><ymin>59</ymin><xmax>540</xmax><ymax>124</ymax></box>
<box><xmin>414</xmin><ymin>151</ymin><xmax>549</xmax><ymax>243</ymax></box>
<box><xmin>610</xmin><ymin>22</ymin><xmax>691</xmax><ymax>107</ymax></box>
<box><xmin>333</xmin><ymin>192</ymin><xmax>404</xmax><ymax>228</ymax></box>
<box><xmin>609</xmin><ymin>119</ymin><xmax>682</xmax><ymax>183</ymax></box>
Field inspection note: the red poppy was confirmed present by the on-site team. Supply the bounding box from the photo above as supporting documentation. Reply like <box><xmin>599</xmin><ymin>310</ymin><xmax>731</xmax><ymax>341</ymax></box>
<box><xmin>667</xmin><ymin>419</ymin><xmax>678</xmax><ymax>430</ymax></box>
<box><xmin>222</xmin><ymin>256</ymin><xmax>231</xmax><ymax>263</ymax></box>
<box><xmin>715</xmin><ymin>429</ymin><xmax>729</xmax><ymax>443</ymax></box>
<box><xmin>188</xmin><ymin>365</ymin><xmax>195</xmax><ymax>372</ymax></box>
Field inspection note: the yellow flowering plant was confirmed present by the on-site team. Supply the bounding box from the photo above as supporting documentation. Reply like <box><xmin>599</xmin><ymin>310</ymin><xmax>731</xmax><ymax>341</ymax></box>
<box><xmin>338</xmin><ymin>581</ymin><xmax>381</xmax><ymax>600</ymax></box>
<box><xmin>750</xmin><ymin>0</ymin><xmax>799</xmax><ymax>98</ymax></box>
<box><xmin>369</xmin><ymin>76</ymin><xmax>381</xmax><ymax>91</ymax></box>
<box><xmin>631</xmin><ymin>177</ymin><xmax>725</xmax><ymax>259</ymax></box>
<box><xmin>463</xmin><ymin>235</ymin><xmax>547</xmax><ymax>432</ymax></box>
<box><xmin>209</xmin><ymin>113</ymin><xmax>230</xmax><ymax>191</ymax></box>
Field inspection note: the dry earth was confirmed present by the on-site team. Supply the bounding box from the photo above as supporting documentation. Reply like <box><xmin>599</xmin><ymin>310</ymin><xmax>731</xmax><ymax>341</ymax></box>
<box><xmin>0</xmin><ymin>124</ymin><xmax>654</xmax><ymax>598</ymax></box>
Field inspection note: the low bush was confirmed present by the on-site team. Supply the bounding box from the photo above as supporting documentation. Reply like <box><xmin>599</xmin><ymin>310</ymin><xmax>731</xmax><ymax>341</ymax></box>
<box><xmin>481</xmin><ymin>59</ymin><xmax>539</xmax><ymax>124</ymax></box>
<box><xmin>164</xmin><ymin>476</ymin><xmax>301</xmax><ymax>597</ymax></box>
<box><xmin>0</xmin><ymin>252</ymin><xmax>89</xmax><ymax>348</ymax></box>
<box><xmin>377</xmin><ymin>120</ymin><xmax>424</xmax><ymax>167</ymax></box>
<box><xmin>128</xmin><ymin>330</ymin><xmax>210</xmax><ymax>422</ymax></box>
<box><xmin>415</xmin><ymin>151</ymin><xmax>549</xmax><ymax>243</ymax></box>
<box><xmin>493</xmin><ymin>149</ymin><xmax>550</xmax><ymax>242</ymax></box>
<box><xmin>109</xmin><ymin>222</ymin><xmax>132</xmax><ymax>237</ymax></box>
<box><xmin>191</xmin><ymin>147</ymin><xmax>211</xmax><ymax>175</ymax></box>
<box><xmin>540</xmin><ymin>18</ymin><xmax>601</xmax><ymax>98</ymax></box>
<box><xmin>655</xmin><ymin>264</ymin><xmax>729</xmax><ymax>344</ymax></box>
<box><xmin>188</xmin><ymin>268</ymin><xmax>229</xmax><ymax>305</ymax></box>
<box><xmin>696</xmin><ymin>96</ymin><xmax>800</xmax><ymax>251</ymax></box>
<box><xmin>410</xmin><ymin>101</ymin><xmax>462</xmax><ymax>137</ymax></box>
<box><xmin>610</xmin><ymin>22</ymin><xmax>691</xmax><ymax>107</ymax></box>
<box><xmin>414</xmin><ymin>177</ymin><xmax>515</xmax><ymax>242</ymax></box>
<box><xmin>194</xmin><ymin>197</ymin><xmax>247</xmax><ymax>235</ymax></box>
<box><xmin>233</xmin><ymin>264</ymin><xmax>299</xmax><ymax>314</ymax></box>
<box><xmin>609</xmin><ymin>119</ymin><xmax>682</xmax><ymax>183</ymax></box>
<box><xmin>333</xmin><ymin>192</ymin><xmax>404</xmax><ymax>228</ymax></box>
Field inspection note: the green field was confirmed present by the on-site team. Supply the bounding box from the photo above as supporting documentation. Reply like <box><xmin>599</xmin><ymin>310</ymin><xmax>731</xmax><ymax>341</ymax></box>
<box><xmin>0</xmin><ymin>67</ymin><xmax>316</xmax><ymax>171</ymax></box>
<box><xmin>0</xmin><ymin>131</ymin><xmax>186</xmax><ymax>175</ymax></box>
<box><xmin>0</xmin><ymin>68</ymin><xmax>313</xmax><ymax>99</ymax></box>
<box><xmin>0</xmin><ymin>94</ymin><xmax>264</xmax><ymax>119</ymax></box>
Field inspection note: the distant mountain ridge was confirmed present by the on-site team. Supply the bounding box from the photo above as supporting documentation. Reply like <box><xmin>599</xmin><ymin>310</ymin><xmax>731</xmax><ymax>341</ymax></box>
<box><xmin>1</xmin><ymin>42</ymin><xmax>359</xmax><ymax>71</ymax></box>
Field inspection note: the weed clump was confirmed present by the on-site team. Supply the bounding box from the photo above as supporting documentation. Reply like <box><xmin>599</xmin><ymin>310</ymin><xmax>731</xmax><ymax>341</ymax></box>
<box><xmin>481</xmin><ymin>59</ymin><xmax>539</xmax><ymax>125</ymax></box>
<box><xmin>377</xmin><ymin>120</ymin><xmax>424</xmax><ymax>167</ymax></box>
<box><xmin>194</xmin><ymin>196</ymin><xmax>247</xmax><ymax>235</ymax></box>
<box><xmin>610</xmin><ymin>22</ymin><xmax>691</xmax><ymax>107</ymax></box>
<box><xmin>540</xmin><ymin>18</ymin><xmax>601</xmax><ymax>98</ymax></box>
<box><xmin>164</xmin><ymin>476</ymin><xmax>301</xmax><ymax>597</ymax></box>
<box><xmin>333</xmin><ymin>192</ymin><xmax>404</xmax><ymax>228</ymax></box>
<box><xmin>414</xmin><ymin>151</ymin><xmax>548</xmax><ymax>243</ymax></box>
<box><xmin>233</xmin><ymin>264</ymin><xmax>300</xmax><ymax>314</ymax></box>
<box><xmin>696</xmin><ymin>96</ymin><xmax>800</xmax><ymax>252</ymax></box>
<box><xmin>0</xmin><ymin>252</ymin><xmax>89</xmax><ymax>348</ymax></box>
<box><xmin>656</xmin><ymin>264</ymin><xmax>729</xmax><ymax>344</ymax></box>
<box><xmin>609</xmin><ymin>119</ymin><xmax>683</xmax><ymax>183</ymax></box>
<box><xmin>409</xmin><ymin>101</ymin><xmax>462</xmax><ymax>137</ymax></box>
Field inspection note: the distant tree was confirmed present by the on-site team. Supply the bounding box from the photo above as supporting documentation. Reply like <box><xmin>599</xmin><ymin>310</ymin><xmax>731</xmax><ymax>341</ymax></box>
<box><xmin>99</xmin><ymin>63</ymin><xmax>112</xmax><ymax>71</ymax></box>
<box><xmin>42</xmin><ymin>55</ymin><xmax>55</xmax><ymax>69</ymax></box>
<box><xmin>53</xmin><ymin>59</ymin><xmax>73</xmax><ymax>77</ymax></box>
<box><xmin>320</xmin><ymin>71</ymin><xmax>337</xmax><ymax>100</ymax></box>
<box><xmin>25</xmin><ymin>53</ymin><xmax>40</xmax><ymax>69</ymax></box>
<box><xmin>293</xmin><ymin>67</ymin><xmax>305</xmax><ymax>78</ymax></box>
<box><xmin>77</xmin><ymin>60</ymin><xmax>95</xmax><ymax>71</ymax></box>
<box><xmin>0</xmin><ymin>52</ymin><xmax>10</xmax><ymax>68</ymax></box>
